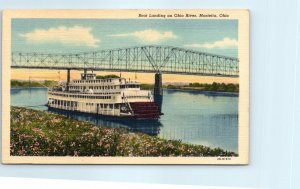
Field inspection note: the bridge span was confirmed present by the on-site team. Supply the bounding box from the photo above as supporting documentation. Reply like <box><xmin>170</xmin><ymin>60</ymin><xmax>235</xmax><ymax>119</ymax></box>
<box><xmin>11</xmin><ymin>45</ymin><xmax>239</xmax><ymax>77</ymax></box>
<box><xmin>11</xmin><ymin>45</ymin><xmax>239</xmax><ymax>111</ymax></box>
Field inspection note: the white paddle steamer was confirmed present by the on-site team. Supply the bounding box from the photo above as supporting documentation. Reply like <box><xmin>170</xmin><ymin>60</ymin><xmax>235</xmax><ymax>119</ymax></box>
<box><xmin>48</xmin><ymin>72</ymin><xmax>160</xmax><ymax>119</ymax></box>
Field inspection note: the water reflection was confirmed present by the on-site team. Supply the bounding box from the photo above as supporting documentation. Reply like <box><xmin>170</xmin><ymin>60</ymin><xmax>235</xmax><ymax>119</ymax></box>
<box><xmin>48</xmin><ymin>108</ymin><xmax>163</xmax><ymax>136</ymax></box>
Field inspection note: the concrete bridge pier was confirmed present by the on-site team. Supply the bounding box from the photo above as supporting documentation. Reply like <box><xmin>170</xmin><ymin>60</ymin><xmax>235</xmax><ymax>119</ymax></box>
<box><xmin>66</xmin><ymin>69</ymin><xmax>71</xmax><ymax>91</ymax></box>
<box><xmin>154</xmin><ymin>72</ymin><xmax>163</xmax><ymax>114</ymax></box>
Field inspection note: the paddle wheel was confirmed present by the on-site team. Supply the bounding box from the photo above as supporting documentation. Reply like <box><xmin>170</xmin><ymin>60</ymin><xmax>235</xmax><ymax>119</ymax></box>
<box><xmin>129</xmin><ymin>102</ymin><xmax>160</xmax><ymax>119</ymax></box>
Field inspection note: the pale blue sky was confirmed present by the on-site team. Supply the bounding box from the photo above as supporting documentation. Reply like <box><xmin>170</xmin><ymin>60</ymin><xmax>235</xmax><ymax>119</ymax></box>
<box><xmin>12</xmin><ymin>19</ymin><xmax>238</xmax><ymax>57</ymax></box>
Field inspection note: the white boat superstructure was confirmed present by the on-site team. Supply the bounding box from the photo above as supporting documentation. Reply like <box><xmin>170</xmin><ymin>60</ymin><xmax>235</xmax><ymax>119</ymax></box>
<box><xmin>48</xmin><ymin>73</ymin><xmax>160</xmax><ymax>119</ymax></box>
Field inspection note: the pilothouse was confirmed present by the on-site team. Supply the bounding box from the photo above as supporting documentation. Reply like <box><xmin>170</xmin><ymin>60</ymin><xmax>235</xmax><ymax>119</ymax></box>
<box><xmin>47</xmin><ymin>72</ymin><xmax>160</xmax><ymax>119</ymax></box>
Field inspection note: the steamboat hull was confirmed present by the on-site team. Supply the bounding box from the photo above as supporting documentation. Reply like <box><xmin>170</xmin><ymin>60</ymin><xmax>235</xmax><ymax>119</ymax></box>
<box><xmin>47</xmin><ymin>102</ymin><xmax>160</xmax><ymax>120</ymax></box>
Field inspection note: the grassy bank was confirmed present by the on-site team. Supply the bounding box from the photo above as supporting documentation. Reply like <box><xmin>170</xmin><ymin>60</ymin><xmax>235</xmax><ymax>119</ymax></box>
<box><xmin>11</xmin><ymin>106</ymin><xmax>237</xmax><ymax>157</ymax></box>
<box><xmin>11</xmin><ymin>80</ymin><xmax>58</xmax><ymax>88</ymax></box>
<box><xmin>140</xmin><ymin>82</ymin><xmax>239</xmax><ymax>93</ymax></box>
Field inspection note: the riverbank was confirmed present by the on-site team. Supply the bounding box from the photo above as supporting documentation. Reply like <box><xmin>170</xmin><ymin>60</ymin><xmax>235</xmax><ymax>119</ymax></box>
<box><xmin>10</xmin><ymin>106</ymin><xmax>237</xmax><ymax>157</ymax></box>
<box><xmin>11</xmin><ymin>79</ymin><xmax>238</xmax><ymax>93</ymax></box>
<box><xmin>11</xmin><ymin>80</ymin><xmax>58</xmax><ymax>88</ymax></box>
<box><xmin>165</xmin><ymin>88</ymin><xmax>239</xmax><ymax>96</ymax></box>
<box><xmin>141</xmin><ymin>82</ymin><xmax>239</xmax><ymax>93</ymax></box>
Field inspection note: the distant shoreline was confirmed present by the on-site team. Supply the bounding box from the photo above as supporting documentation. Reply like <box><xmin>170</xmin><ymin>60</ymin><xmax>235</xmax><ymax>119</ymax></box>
<box><xmin>11</xmin><ymin>79</ymin><xmax>239</xmax><ymax>94</ymax></box>
<box><xmin>11</xmin><ymin>80</ymin><xmax>57</xmax><ymax>88</ymax></box>
<box><xmin>164</xmin><ymin>88</ymin><xmax>239</xmax><ymax>95</ymax></box>
<box><xmin>10</xmin><ymin>86</ymin><xmax>239</xmax><ymax>95</ymax></box>
<box><xmin>11</xmin><ymin>87</ymin><xmax>48</xmax><ymax>89</ymax></box>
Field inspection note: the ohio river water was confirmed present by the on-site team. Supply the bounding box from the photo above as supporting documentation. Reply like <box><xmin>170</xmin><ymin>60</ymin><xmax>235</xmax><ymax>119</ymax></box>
<box><xmin>11</xmin><ymin>88</ymin><xmax>238</xmax><ymax>153</ymax></box>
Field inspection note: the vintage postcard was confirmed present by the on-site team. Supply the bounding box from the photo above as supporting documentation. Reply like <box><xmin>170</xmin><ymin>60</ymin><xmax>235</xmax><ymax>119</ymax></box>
<box><xmin>2</xmin><ymin>10</ymin><xmax>249</xmax><ymax>164</ymax></box>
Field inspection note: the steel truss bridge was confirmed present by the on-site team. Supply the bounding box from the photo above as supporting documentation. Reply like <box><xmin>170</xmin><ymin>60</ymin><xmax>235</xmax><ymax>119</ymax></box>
<box><xmin>11</xmin><ymin>45</ymin><xmax>239</xmax><ymax>77</ymax></box>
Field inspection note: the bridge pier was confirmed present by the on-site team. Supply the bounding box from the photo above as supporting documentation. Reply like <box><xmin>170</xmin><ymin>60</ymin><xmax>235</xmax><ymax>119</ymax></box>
<box><xmin>66</xmin><ymin>69</ymin><xmax>70</xmax><ymax>91</ymax></box>
<box><xmin>154</xmin><ymin>72</ymin><xmax>163</xmax><ymax>114</ymax></box>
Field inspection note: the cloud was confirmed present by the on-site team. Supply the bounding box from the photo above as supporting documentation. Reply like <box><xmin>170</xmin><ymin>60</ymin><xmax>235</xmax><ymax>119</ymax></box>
<box><xmin>184</xmin><ymin>38</ymin><xmax>238</xmax><ymax>49</ymax></box>
<box><xmin>109</xmin><ymin>29</ymin><xmax>177</xmax><ymax>42</ymax></box>
<box><xmin>19</xmin><ymin>26</ymin><xmax>100</xmax><ymax>47</ymax></box>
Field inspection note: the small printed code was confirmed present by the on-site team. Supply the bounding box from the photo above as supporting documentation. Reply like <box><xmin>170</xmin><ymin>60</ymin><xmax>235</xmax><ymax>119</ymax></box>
<box><xmin>217</xmin><ymin>157</ymin><xmax>232</xmax><ymax>160</ymax></box>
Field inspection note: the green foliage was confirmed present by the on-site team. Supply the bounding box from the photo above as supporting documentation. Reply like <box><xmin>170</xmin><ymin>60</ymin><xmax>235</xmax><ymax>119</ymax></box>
<box><xmin>166</xmin><ymin>84</ymin><xmax>181</xmax><ymax>89</ymax></box>
<box><xmin>140</xmin><ymin>82</ymin><xmax>238</xmax><ymax>92</ymax></box>
<box><xmin>169</xmin><ymin>82</ymin><xmax>239</xmax><ymax>92</ymax></box>
<box><xmin>11</xmin><ymin>80</ymin><xmax>58</xmax><ymax>88</ymax></box>
<box><xmin>96</xmin><ymin>74</ymin><xmax>120</xmax><ymax>79</ymax></box>
<box><xmin>140</xmin><ymin>84</ymin><xmax>154</xmax><ymax>90</ymax></box>
<box><xmin>10</xmin><ymin>106</ymin><xmax>237</xmax><ymax>157</ymax></box>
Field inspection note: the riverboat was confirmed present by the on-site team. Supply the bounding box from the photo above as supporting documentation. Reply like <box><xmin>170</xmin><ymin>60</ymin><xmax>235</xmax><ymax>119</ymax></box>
<box><xmin>47</xmin><ymin>72</ymin><xmax>160</xmax><ymax>119</ymax></box>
